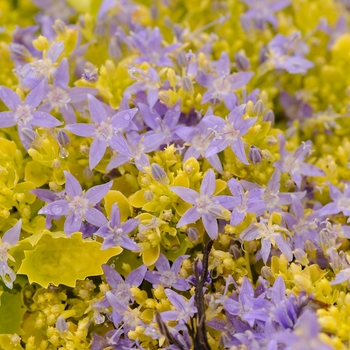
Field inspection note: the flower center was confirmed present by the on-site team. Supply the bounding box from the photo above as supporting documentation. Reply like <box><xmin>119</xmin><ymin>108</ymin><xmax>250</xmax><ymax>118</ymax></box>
<box><xmin>95</xmin><ymin>121</ymin><xmax>114</xmax><ymax>141</ymax></box>
<box><xmin>68</xmin><ymin>196</ymin><xmax>89</xmax><ymax>218</ymax></box>
<box><xmin>195</xmin><ymin>194</ymin><xmax>212</xmax><ymax>214</ymax></box>
<box><xmin>236</xmin><ymin>203</ymin><xmax>248</xmax><ymax>213</ymax></box>
<box><xmin>337</xmin><ymin>197</ymin><xmax>350</xmax><ymax>212</ymax></box>
<box><xmin>110</xmin><ymin>227</ymin><xmax>124</xmax><ymax>243</ymax></box>
<box><xmin>14</xmin><ymin>105</ymin><xmax>33</xmax><ymax>126</ymax></box>
<box><xmin>223</xmin><ymin>121</ymin><xmax>240</xmax><ymax>142</ymax></box>
<box><xmin>213</xmin><ymin>76</ymin><xmax>231</xmax><ymax>95</ymax></box>
<box><xmin>159</xmin><ymin>270</ymin><xmax>177</xmax><ymax>286</ymax></box>
<box><xmin>47</xmin><ymin>87</ymin><xmax>70</xmax><ymax>109</ymax></box>
<box><xmin>191</xmin><ymin>134</ymin><xmax>212</xmax><ymax>153</ymax></box>
<box><xmin>115</xmin><ymin>282</ymin><xmax>132</xmax><ymax>303</ymax></box>
<box><xmin>32</xmin><ymin>58</ymin><xmax>55</xmax><ymax>77</ymax></box>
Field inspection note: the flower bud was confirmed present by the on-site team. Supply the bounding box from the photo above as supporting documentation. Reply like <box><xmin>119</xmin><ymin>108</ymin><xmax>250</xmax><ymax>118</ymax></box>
<box><xmin>186</xmin><ymin>227</ymin><xmax>199</xmax><ymax>241</ymax></box>
<box><xmin>22</xmin><ymin>128</ymin><xmax>38</xmax><ymax>146</ymax></box>
<box><xmin>151</xmin><ymin>163</ymin><xmax>168</xmax><ymax>184</ymax></box>
<box><xmin>253</xmin><ymin>100</ymin><xmax>264</xmax><ymax>116</ymax></box>
<box><xmin>57</xmin><ymin>129</ymin><xmax>70</xmax><ymax>147</ymax></box>
<box><xmin>248</xmin><ymin>146</ymin><xmax>262</xmax><ymax>165</ymax></box>
<box><xmin>182</xmin><ymin>76</ymin><xmax>194</xmax><ymax>94</ymax></box>
<box><xmin>235</xmin><ymin>52</ymin><xmax>250</xmax><ymax>71</ymax></box>
<box><xmin>263</xmin><ymin>110</ymin><xmax>275</xmax><ymax>124</ymax></box>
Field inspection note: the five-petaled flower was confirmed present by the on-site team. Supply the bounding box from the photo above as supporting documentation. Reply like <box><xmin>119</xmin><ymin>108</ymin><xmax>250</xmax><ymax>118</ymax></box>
<box><xmin>38</xmin><ymin>171</ymin><xmax>112</xmax><ymax>235</ymax></box>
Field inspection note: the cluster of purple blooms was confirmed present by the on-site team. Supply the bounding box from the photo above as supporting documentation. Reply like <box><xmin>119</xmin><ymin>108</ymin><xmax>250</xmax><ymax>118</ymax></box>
<box><xmin>2</xmin><ymin>0</ymin><xmax>350</xmax><ymax>348</ymax></box>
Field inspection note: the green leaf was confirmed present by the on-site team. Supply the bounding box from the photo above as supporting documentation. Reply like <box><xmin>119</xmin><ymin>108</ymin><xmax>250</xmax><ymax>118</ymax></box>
<box><xmin>0</xmin><ymin>292</ymin><xmax>25</xmax><ymax>335</ymax></box>
<box><xmin>17</xmin><ymin>232</ymin><xmax>122</xmax><ymax>288</ymax></box>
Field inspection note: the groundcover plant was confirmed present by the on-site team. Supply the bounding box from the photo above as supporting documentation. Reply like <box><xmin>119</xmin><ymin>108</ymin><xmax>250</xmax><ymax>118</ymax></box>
<box><xmin>2</xmin><ymin>0</ymin><xmax>350</xmax><ymax>349</ymax></box>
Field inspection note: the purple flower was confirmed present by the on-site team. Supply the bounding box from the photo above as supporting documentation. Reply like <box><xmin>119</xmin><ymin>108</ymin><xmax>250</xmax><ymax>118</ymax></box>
<box><xmin>98</xmin><ymin>264</ymin><xmax>147</xmax><ymax>305</ymax></box>
<box><xmin>145</xmin><ymin>254</ymin><xmax>190</xmax><ymax>291</ymax></box>
<box><xmin>106</xmin><ymin>133</ymin><xmax>156</xmax><ymax>173</ymax></box>
<box><xmin>196</xmin><ymin>52</ymin><xmax>254</xmax><ymax>110</ymax></box>
<box><xmin>160</xmin><ymin>289</ymin><xmax>197</xmax><ymax>325</ymax></box>
<box><xmin>241</xmin><ymin>169</ymin><xmax>306</xmax><ymax>213</ymax></box>
<box><xmin>266</xmin><ymin>32</ymin><xmax>314</xmax><ymax>74</ymax></box>
<box><xmin>0</xmin><ymin>81</ymin><xmax>61</xmax><ymax>148</ymax></box>
<box><xmin>39</xmin><ymin>58</ymin><xmax>96</xmax><ymax>124</ymax></box>
<box><xmin>274</xmin><ymin>135</ymin><xmax>325</xmax><ymax>188</ymax></box>
<box><xmin>273</xmin><ymin>310</ymin><xmax>333</xmax><ymax>350</ymax></box>
<box><xmin>330</xmin><ymin>267</ymin><xmax>350</xmax><ymax>286</ymax></box>
<box><xmin>95</xmin><ymin>203</ymin><xmax>140</xmax><ymax>251</ymax></box>
<box><xmin>0</xmin><ymin>220</ymin><xmax>21</xmax><ymax>289</ymax></box>
<box><xmin>319</xmin><ymin>182</ymin><xmax>350</xmax><ymax>218</ymax></box>
<box><xmin>137</xmin><ymin>101</ymin><xmax>183</xmax><ymax>149</ymax></box>
<box><xmin>279</xmin><ymin>90</ymin><xmax>313</xmax><ymax>122</ymax></box>
<box><xmin>176</xmin><ymin>119</ymin><xmax>223</xmax><ymax>173</ymax></box>
<box><xmin>203</xmin><ymin>104</ymin><xmax>257</xmax><ymax>165</ymax></box>
<box><xmin>123</xmin><ymin>27</ymin><xmax>181</xmax><ymax>67</ymax></box>
<box><xmin>20</xmin><ymin>41</ymin><xmax>65</xmax><ymax>89</ymax></box>
<box><xmin>38</xmin><ymin>171</ymin><xmax>112</xmax><ymax>235</ymax></box>
<box><xmin>227</xmin><ymin>177</ymin><xmax>266</xmax><ymax>226</ymax></box>
<box><xmin>66</xmin><ymin>95</ymin><xmax>137</xmax><ymax>169</ymax></box>
<box><xmin>241</xmin><ymin>217</ymin><xmax>293</xmax><ymax>264</ymax></box>
<box><xmin>171</xmin><ymin>169</ymin><xmax>234</xmax><ymax>239</ymax></box>
<box><xmin>241</xmin><ymin>0</ymin><xmax>291</xmax><ymax>29</ymax></box>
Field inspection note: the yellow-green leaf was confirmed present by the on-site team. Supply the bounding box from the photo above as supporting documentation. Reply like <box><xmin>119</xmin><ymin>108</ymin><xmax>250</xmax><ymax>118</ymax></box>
<box><xmin>104</xmin><ymin>190</ymin><xmax>132</xmax><ymax>222</ymax></box>
<box><xmin>0</xmin><ymin>292</ymin><xmax>26</xmax><ymax>335</ymax></box>
<box><xmin>17</xmin><ymin>232</ymin><xmax>122</xmax><ymax>288</ymax></box>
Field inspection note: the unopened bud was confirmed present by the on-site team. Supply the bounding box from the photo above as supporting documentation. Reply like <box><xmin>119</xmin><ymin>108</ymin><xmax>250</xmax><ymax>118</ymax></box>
<box><xmin>248</xmin><ymin>146</ymin><xmax>262</xmax><ymax>165</ymax></box>
<box><xmin>57</xmin><ymin>129</ymin><xmax>70</xmax><ymax>147</ymax></box>
<box><xmin>151</xmin><ymin>163</ymin><xmax>168</xmax><ymax>184</ymax></box>
<box><xmin>53</xmin><ymin>19</ymin><xmax>66</xmax><ymax>34</ymax></box>
<box><xmin>253</xmin><ymin>100</ymin><xmax>264</xmax><ymax>116</ymax></box>
<box><xmin>22</xmin><ymin>128</ymin><xmax>38</xmax><ymax>146</ymax></box>
<box><xmin>109</xmin><ymin>37</ymin><xmax>121</xmax><ymax>59</ymax></box>
<box><xmin>182</xmin><ymin>76</ymin><xmax>194</xmax><ymax>94</ymax></box>
<box><xmin>235</xmin><ymin>52</ymin><xmax>250</xmax><ymax>71</ymax></box>
<box><xmin>263</xmin><ymin>110</ymin><xmax>275</xmax><ymax>124</ymax></box>
<box><xmin>82</xmin><ymin>69</ymin><xmax>98</xmax><ymax>82</ymax></box>
<box><xmin>186</xmin><ymin>227</ymin><xmax>199</xmax><ymax>241</ymax></box>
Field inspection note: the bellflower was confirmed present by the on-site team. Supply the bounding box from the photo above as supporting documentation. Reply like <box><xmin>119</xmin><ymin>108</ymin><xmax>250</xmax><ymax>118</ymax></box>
<box><xmin>241</xmin><ymin>0</ymin><xmax>291</xmax><ymax>29</ymax></box>
<box><xmin>0</xmin><ymin>81</ymin><xmax>62</xmax><ymax>148</ymax></box>
<box><xmin>38</xmin><ymin>171</ymin><xmax>112</xmax><ymax>235</ymax></box>
<box><xmin>95</xmin><ymin>203</ymin><xmax>140</xmax><ymax>251</ymax></box>
<box><xmin>273</xmin><ymin>310</ymin><xmax>333</xmax><ymax>350</ymax></box>
<box><xmin>319</xmin><ymin>182</ymin><xmax>350</xmax><ymax>219</ymax></box>
<box><xmin>160</xmin><ymin>289</ymin><xmax>197</xmax><ymax>326</ymax></box>
<box><xmin>176</xmin><ymin>119</ymin><xmax>223</xmax><ymax>173</ymax></box>
<box><xmin>171</xmin><ymin>169</ymin><xmax>234</xmax><ymax>239</ymax></box>
<box><xmin>241</xmin><ymin>217</ymin><xmax>293</xmax><ymax>264</ymax></box>
<box><xmin>203</xmin><ymin>104</ymin><xmax>257</xmax><ymax>165</ymax></box>
<box><xmin>196</xmin><ymin>52</ymin><xmax>254</xmax><ymax>110</ymax></box>
<box><xmin>40</xmin><ymin>58</ymin><xmax>96</xmax><ymax>124</ymax></box>
<box><xmin>274</xmin><ymin>134</ymin><xmax>325</xmax><ymax>188</ymax></box>
<box><xmin>0</xmin><ymin>220</ymin><xmax>21</xmax><ymax>289</ymax></box>
<box><xmin>66</xmin><ymin>94</ymin><xmax>137</xmax><ymax>169</ymax></box>
<box><xmin>145</xmin><ymin>254</ymin><xmax>190</xmax><ymax>291</ymax></box>
<box><xmin>227</xmin><ymin>177</ymin><xmax>266</xmax><ymax>226</ymax></box>
<box><xmin>266</xmin><ymin>32</ymin><xmax>314</xmax><ymax>74</ymax></box>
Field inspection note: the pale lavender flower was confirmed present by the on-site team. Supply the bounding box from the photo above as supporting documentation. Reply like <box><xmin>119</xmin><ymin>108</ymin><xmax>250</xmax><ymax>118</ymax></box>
<box><xmin>176</xmin><ymin>119</ymin><xmax>223</xmax><ymax>173</ymax></box>
<box><xmin>241</xmin><ymin>0</ymin><xmax>291</xmax><ymax>29</ymax></box>
<box><xmin>171</xmin><ymin>170</ymin><xmax>234</xmax><ymax>239</ymax></box>
<box><xmin>266</xmin><ymin>32</ymin><xmax>314</xmax><ymax>74</ymax></box>
<box><xmin>38</xmin><ymin>171</ymin><xmax>112</xmax><ymax>235</ymax></box>
<box><xmin>224</xmin><ymin>277</ymin><xmax>271</xmax><ymax>327</ymax></box>
<box><xmin>20</xmin><ymin>41</ymin><xmax>65</xmax><ymax>89</ymax></box>
<box><xmin>66</xmin><ymin>94</ymin><xmax>137</xmax><ymax>169</ymax></box>
<box><xmin>0</xmin><ymin>220</ymin><xmax>21</xmax><ymax>289</ymax></box>
<box><xmin>145</xmin><ymin>254</ymin><xmax>190</xmax><ymax>291</ymax></box>
<box><xmin>318</xmin><ymin>15</ymin><xmax>347</xmax><ymax>49</ymax></box>
<box><xmin>274</xmin><ymin>134</ymin><xmax>325</xmax><ymax>188</ymax></box>
<box><xmin>227</xmin><ymin>177</ymin><xmax>266</xmax><ymax>226</ymax></box>
<box><xmin>160</xmin><ymin>289</ymin><xmax>197</xmax><ymax>325</ymax></box>
<box><xmin>241</xmin><ymin>218</ymin><xmax>293</xmax><ymax>264</ymax></box>
<box><xmin>319</xmin><ymin>182</ymin><xmax>350</xmax><ymax>218</ymax></box>
<box><xmin>196</xmin><ymin>52</ymin><xmax>254</xmax><ymax>110</ymax></box>
<box><xmin>123</xmin><ymin>27</ymin><xmax>181</xmax><ymax>67</ymax></box>
<box><xmin>330</xmin><ymin>267</ymin><xmax>350</xmax><ymax>285</ymax></box>
<box><xmin>280</xmin><ymin>90</ymin><xmax>313</xmax><ymax>121</ymax></box>
<box><xmin>203</xmin><ymin>104</ymin><xmax>257</xmax><ymax>165</ymax></box>
<box><xmin>241</xmin><ymin>169</ymin><xmax>306</xmax><ymax>213</ymax></box>
<box><xmin>0</xmin><ymin>81</ymin><xmax>61</xmax><ymax>148</ymax></box>
<box><xmin>138</xmin><ymin>101</ymin><xmax>183</xmax><ymax>149</ymax></box>
<box><xmin>31</xmin><ymin>188</ymin><xmax>66</xmax><ymax>229</ymax></box>
<box><xmin>39</xmin><ymin>58</ymin><xmax>96</xmax><ymax>124</ymax></box>
<box><xmin>106</xmin><ymin>133</ymin><xmax>156</xmax><ymax>173</ymax></box>
<box><xmin>98</xmin><ymin>264</ymin><xmax>147</xmax><ymax>305</ymax></box>
<box><xmin>95</xmin><ymin>203</ymin><xmax>140</xmax><ymax>251</ymax></box>
<box><xmin>124</xmin><ymin>66</ymin><xmax>160</xmax><ymax>110</ymax></box>
<box><xmin>273</xmin><ymin>310</ymin><xmax>332</xmax><ymax>350</ymax></box>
